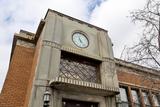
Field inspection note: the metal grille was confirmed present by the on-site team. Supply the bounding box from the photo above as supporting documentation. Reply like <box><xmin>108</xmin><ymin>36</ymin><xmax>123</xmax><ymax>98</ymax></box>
<box><xmin>59</xmin><ymin>53</ymin><xmax>100</xmax><ymax>83</ymax></box>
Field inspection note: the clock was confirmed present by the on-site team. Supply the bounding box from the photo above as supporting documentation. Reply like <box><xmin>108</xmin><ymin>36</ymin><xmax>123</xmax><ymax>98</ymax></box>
<box><xmin>72</xmin><ymin>32</ymin><xmax>89</xmax><ymax>48</ymax></box>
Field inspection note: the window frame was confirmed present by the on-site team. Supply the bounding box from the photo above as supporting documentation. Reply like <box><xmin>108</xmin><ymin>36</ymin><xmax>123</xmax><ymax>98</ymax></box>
<box><xmin>152</xmin><ymin>93</ymin><xmax>160</xmax><ymax>107</ymax></box>
<box><xmin>116</xmin><ymin>87</ymin><xmax>130</xmax><ymax>107</ymax></box>
<box><xmin>131</xmin><ymin>89</ymin><xmax>141</xmax><ymax>107</ymax></box>
<box><xmin>142</xmin><ymin>91</ymin><xmax>151</xmax><ymax>107</ymax></box>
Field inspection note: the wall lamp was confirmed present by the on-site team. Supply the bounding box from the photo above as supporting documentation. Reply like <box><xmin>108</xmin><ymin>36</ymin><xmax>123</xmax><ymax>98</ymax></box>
<box><xmin>43</xmin><ymin>90</ymin><xmax>51</xmax><ymax>107</ymax></box>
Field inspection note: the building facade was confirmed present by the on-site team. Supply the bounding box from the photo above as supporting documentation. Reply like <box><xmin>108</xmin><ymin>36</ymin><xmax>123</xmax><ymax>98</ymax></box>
<box><xmin>116</xmin><ymin>59</ymin><xmax>160</xmax><ymax>107</ymax></box>
<box><xmin>0</xmin><ymin>9</ymin><xmax>159</xmax><ymax>107</ymax></box>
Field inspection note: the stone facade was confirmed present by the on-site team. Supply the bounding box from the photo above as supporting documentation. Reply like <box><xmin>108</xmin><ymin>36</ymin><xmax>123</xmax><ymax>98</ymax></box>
<box><xmin>0</xmin><ymin>9</ymin><xmax>159</xmax><ymax>107</ymax></box>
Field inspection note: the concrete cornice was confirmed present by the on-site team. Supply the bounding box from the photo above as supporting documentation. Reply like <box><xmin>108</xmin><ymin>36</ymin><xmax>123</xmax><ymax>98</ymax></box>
<box><xmin>9</xmin><ymin>20</ymin><xmax>45</xmax><ymax>63</ymax></box>
<box><xmin>115</xmin><ymin>58</ymin><xmax>160</xmax><ymax>76</ymax></box>
<box><xmin>10</xmin><ymin>30</ymin><xmax>36</xmax><ymax>63</ymax></box>
<box><xmin>35</xmin><ymin>19</ymin><xmax>45</xmax><ymax>43</ymax></box>
<box><xmin>45</xmin><ymin>9</ymin><xmax>108</xmax><ymax>33</ymax></box>
<box><xmin>119</xmin><ymin>81</ymin><xmax>160</xmax><ymax>92</ymax></box>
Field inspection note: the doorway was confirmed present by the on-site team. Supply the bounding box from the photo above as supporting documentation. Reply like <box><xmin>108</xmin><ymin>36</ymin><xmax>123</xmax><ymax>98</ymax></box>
<box><xmin>62</xmin><ymin>99</ymin><xmax>98</xmax><ymax>107</ymax></box>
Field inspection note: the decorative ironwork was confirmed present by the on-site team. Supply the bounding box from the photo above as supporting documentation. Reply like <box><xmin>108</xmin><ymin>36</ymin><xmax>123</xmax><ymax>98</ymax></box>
<box><xmin>59</xmin><ymin>52</ymin><xmax>100</xmax><ymax>83</ymax></box>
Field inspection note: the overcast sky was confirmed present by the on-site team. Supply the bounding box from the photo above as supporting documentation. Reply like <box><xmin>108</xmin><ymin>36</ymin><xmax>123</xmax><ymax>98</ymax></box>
<box><xmin>0</xmin><ymin>0</ymin><xmax>146</xmax><ymax>92</ymax></box>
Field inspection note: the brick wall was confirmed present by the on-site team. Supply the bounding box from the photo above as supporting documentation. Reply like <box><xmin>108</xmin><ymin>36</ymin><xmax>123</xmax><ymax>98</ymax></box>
<box><xmin>23</xmin><ymin>37</ymin><xmax>42</xmax><ymax>107</ymax></box>
<box><xmin>0</xmin><ymin>45</ymin><xmax>34</xmax><ymax>107</ymax></box>
<box><xmin>116</xmin><ymin>62</ymin><xmax>160</xmax><ymax>107</ymax></box>
<box><xmin>116</xmin><ymin>65</ymin><xmax>160</xmax><ymax>91</ymax></box>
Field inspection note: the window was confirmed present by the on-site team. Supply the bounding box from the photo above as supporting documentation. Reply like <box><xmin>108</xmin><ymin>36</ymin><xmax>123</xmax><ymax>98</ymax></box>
<box><xmin>142</xmin><ymin>91</ymin><xmax>151</xmax><ymax>107</ymax></box>
<box><xmin>116</xmin><ymin>87</ymin><xmax>129</xmax><ymax>107</ymax></box>
<box><xmin>152</xmin><ymin>94</ymin><xmax>160</xmax><ymax>107</ymax></box>
<box><xmin>59</xmin><ymin>52</ymin><xmax>100</xmax><ymax>83</ymax></box>
<box><xmin>131</xmin><ymin>89</ymin><xmax>141</xmax><ymax>107</ymax></box>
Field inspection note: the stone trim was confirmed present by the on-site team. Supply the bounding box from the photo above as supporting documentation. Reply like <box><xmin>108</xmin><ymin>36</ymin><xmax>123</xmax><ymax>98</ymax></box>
<box><xmin>55</xmin><ymin>90</ymin><xmax>106</xmax><ymax>107</ymax></box>
<box><xmin>61</xmin><ymin>46</ymin><xmax>102</xmax><ymax>61</ymax></box>
<box><xmin>17</xmin><ymin>40</ymin><xmax>35</xmax><ymax>48</ymax></box>
<box><xmin>102</xmin><ymin>57</ymin><xmax>114</xmax><ymax>62</ymax></box>
<box><xmin>42</xmin><ymin>40</ymin><xmax>61</xmax><ymax>49</ymax></box>
<box><xmin>119</xmin><ymin>81</ymin><xmax>160</xmax><ymax>92</ymax></box>
<box><xmin>115</xmin><ymin>58</ymin><xmax>160</xmax><ymax>76</ymax></box>
<box><xmin>42</xmin><ymin>41</ymin><xmax>117</xmax><ymax>63</ymax></box>
<box><xmin>50</xmin><ymin>77</ymin><xmax>119</xmax><ymax>92</ymax></box>
<box><xmin>42</xmin><ymin>40</ymin><xmax>103</xmax><ymax>61</ymax></box>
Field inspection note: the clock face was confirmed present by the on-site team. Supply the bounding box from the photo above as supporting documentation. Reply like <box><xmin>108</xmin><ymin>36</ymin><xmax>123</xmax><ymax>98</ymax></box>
<box><xmin>72</xmin><ymin>32</ymin><xmax>89</xmax><ymax>48</ymax></box>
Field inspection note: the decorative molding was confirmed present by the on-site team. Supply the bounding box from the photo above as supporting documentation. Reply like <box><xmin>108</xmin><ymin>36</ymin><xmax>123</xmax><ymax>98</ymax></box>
<box><xmin>115</xmin><ymin>58</ymin><xmax>160</xmax><ymax>77</ymax></box>
<box><xmin>102</xmin><ymin>57</ymin><xmax>114</xmax><ymax>63</ymax></box>
<box><xmin>61</xmin><ymin>46</ymin><xmax>102</xmax><ymax>61</ymax></box>
<box><xmin>42</xmin><ymin>40</ymin><xmax>103</xmax><ymax>61</ymax></box>
<box><xmin>21</xmin><ymin>33</ymin><xmax>35</xmax><ymax>40</ymax></box>
<box><xmin>16</xmin><ymin>30</ymin><xmax>35</xmax><ymax>40</ymax></box>
<box><xmin>119</xmin><ymin>81</ymin><xmax>160</xmax><ymax>92</ymax></box>
<box><xmin>42</xmin><ymin>40</ymin><xmax>61</xmax><ymax>49</ymax></box>
<box><xmin>17</xmin><ymin>40</ymin><xmax>35</xmax><ymax>48</ymax></box>
<box><xmin>50</xmin><ymin>77</ymin><xmax>119</xmax><ymax>92</ymax></box>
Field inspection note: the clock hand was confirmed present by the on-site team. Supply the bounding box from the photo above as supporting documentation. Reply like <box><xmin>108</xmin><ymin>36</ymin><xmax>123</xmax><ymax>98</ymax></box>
<box><xmin>79</xmin><ymin>37</ymin><xmax>82</xmax><ymax>43</ymax></box>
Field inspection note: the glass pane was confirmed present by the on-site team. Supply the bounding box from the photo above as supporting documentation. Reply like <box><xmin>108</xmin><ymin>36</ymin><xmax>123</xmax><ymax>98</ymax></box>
<box><xmin>131</xmin><ymin>90</ymin><xmax>140</xmax><ymax>104</ymax></box>
<box><xmin>142</xmin><ymin>92</ymin><xmax>150</xmax><ymax>105</ymax></box>
<box><xmin>153</xmin><ymin>94</ymin><xmax>160</xmax><ymax>106</ymax></box>
<box><xmin>120</xmin><ymin>88</ymin><xmax>128</xmax><ymax>102</ymax></box>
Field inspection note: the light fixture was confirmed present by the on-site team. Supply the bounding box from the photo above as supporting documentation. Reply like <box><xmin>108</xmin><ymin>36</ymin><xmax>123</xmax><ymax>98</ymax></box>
<box><xmin>43</xmin><ymin>90</ymin><xmax>51</xmax><ymax>107</ymax></box>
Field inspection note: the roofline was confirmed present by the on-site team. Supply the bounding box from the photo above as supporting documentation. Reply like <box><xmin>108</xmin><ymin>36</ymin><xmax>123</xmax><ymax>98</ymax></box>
<box><xmin>9</xmin><ymin>30</ymin><xmax>35</xmax><ymax>62</ymax></box>
<box><xmin>34</xmin><ymin>19</ymin><xmax>45</xmax><ymax>44</ymax></box>
<box><xmin>9</xmin><ymin>19</ymin><xmax>45</xmax><ymax>63</ymax></box>
<box><xmin>115</xmin><ymin>58</ymin><xmax>160</xmax><ymax>76</ymax></box>
<box><xmin>45</xmin><ymin>9</ymin><xmax>108</xmax><ymax>33</ymax></box>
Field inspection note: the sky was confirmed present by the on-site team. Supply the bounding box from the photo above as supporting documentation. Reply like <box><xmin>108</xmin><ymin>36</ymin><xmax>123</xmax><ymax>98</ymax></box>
<box><xmin>0</xmin><ymin>0</ymin><xmax>146</xmax><ymax>92</ymax></box>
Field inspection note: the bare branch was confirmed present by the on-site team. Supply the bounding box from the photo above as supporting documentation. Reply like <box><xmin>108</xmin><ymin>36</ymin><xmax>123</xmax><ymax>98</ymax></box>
<box><xmin>121</xmin><ymin>0</ymin><xmax>160</xmax><ymax>70</ymax></box>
